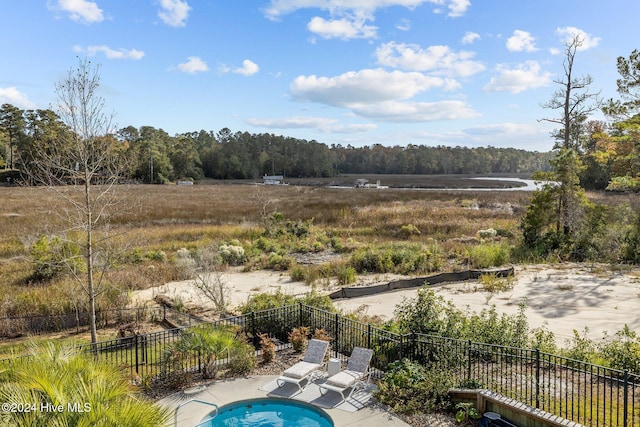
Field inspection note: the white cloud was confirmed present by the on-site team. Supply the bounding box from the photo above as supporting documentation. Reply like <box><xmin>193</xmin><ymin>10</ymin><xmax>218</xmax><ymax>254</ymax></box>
<box><xmin>177</xmin><ymin>56</ymin><xmax>208</xmax><ymax>73</ymax></box>
<box><xmin>556</xmin><ymin>27</ymin><xmax>601</xmax><ymax>50</ymax></box>
<box><xmin>264</xmin><ymin>0</ymin><xmax>470</xmax><ymax>21</ymax></box>
<box><xmin>447</xmin><ymin>0</ymin><xmax>470</xmax><ymax>17</ymax></box>
<box><xmin>0</xmin><ymin>87</ymin><xmax>35</xmax><ymax>109</ymax></box>
<box><xmin>374</xmin><ymin>42</ymin><xmax>485</xmax><ymax>78</ymax></box>
<box><xmin>220</xmin><ymin>60</ymin><xmax>260</xmax><ymax>76</ymax></box>
<box><xmin>396</xmin><ymin>18</ymin><xmax>411</xmax><ymax>31</ymax></box>
<box><xmin>235</xmin><ymin>59</ymin><xmax>260</xmax><ymax>76</ymax></box>
<box><xmin>462</xmin><ymin>31</ymin><xmax>480</xmax><ymax>45</ymax></box>
<box><xmin>307</xmin><ymin>16</ymin><xmax>377</xmax><ymax>39</ymax></box>
<box><xmin>506</xmin><ymin>30</ymin><xmax>538</xmax><ymax>52</ymax></box>
<box><xmin>351</xmin><ymin>100</ymin><xmax>479</xmax><ymax>122</ymax></box>
<box><xmin>290</xmin><ymin>68</ymin><xmax>478</xmax><ymax>122</ymax></box>
<box><xmin>49</xmin><ymin>0</ymin><xmax>104</xmax><ymax>24</ymax></box>
<box><xmin>158</xmin><ymin>0</ymin><xmax>191</xmax><ymax>27</ymax></box>
<box><xmin>290</xmin><ymin>68</ymin><xmax>447</xmax><ymax>107</ymax></box>
<box><xmin>247</xmin><ymin>116</ymin><xmax>377</xmax><ymax>133</ymax></box>
<box><xmin>73</xmin><ymin>45</ymin><xmax>144</xmax><ymax>60</ymax></box>
<box><xmin>483</xmin><ymin>61</ymin><xmax>552</xmax><ymax>94</ymax></box>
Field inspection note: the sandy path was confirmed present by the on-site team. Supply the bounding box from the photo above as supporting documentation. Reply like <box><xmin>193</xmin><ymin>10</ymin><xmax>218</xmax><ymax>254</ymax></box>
<box><xmin>132</xmin><ymin>264</ymin><xmax>640</xmax><ymax>344</ymax></box>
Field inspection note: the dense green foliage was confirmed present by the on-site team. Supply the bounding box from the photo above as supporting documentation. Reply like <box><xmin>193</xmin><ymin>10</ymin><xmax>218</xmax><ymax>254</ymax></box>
<box><xmin>1</xmin><ymin>108</ymin><xmax>553</xmax><ymax>181</ymax></box>
<box><xmin>0</xmin><ymin>344</ymin><xmax>170</xmax><ymax>427</ymax></box>
<box><xmin>390</xmin><ymin>288</ymin><xmax>529</xmax><ymax>347</ymax></box>
<box><xmin>162</xmin><ymin>325</ymin><xmax>255</xmax><ymax>381</ymax></box>
<box><xmin>374</xmin><ymin>359</ymin><xmax>455</xmax><ymax>414</ymax></box>
<box><xmin>237</xmin><ymin>288</ymin><xmax>336</xmax><ymax>314</ymax></box>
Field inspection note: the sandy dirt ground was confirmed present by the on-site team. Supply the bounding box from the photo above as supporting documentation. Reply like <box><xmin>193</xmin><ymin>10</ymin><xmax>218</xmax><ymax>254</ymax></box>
<box><xmin>132</xmin><ymin>264</ymin><xmax>640</xmax><ymax>345</ymax></box>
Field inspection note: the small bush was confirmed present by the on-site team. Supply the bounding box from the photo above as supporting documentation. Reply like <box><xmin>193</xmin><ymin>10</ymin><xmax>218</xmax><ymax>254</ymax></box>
<box><xmin>30</xmin><ymin>234</ymin><xmax>84</xmax><ymax>281</ymax></box>
<box><xmin>259</xmin><ymin>333</ymin><xmax>276</xmax><ymax>364</ymax></box>
<box><xmin>238</xmin><ymin>289</ymin><xmax>297</xmax><ymax>313</ymax></box>
<box><xmin>600</xmin><ymin>325</ymin><xmax>640</xmax><ymax>373</ymax></box>
<box><xmin>350</xmin><ymin>243</ymin><xmax>441</xmax><ymax>275</ymax></box>
<box><xmin>398</xmin><ymin>224</ymin><xmax>421</xmax><ymax>239</ymax></box>
<box><xmin>228</xmin><ymin>341</ymin><xmax>257</xmax><ymax>375</ymax></box>
<box><xmin>219</xmin><ymin>243</ymin><xmax>246</xmax><ymax>266</ymax></box>
<box><xmin>467</xmin><ymin>242</ymin><xmax>511</xmax><ymax>268</ymax></box>
<box><xmin>288</xmin><ymin>326</ymin><xmax>310</xmax><ymax>353</ymax></box>
<box><xmin>311</xmin><ymin>328</ymin><xmax>332</xmax><ymax>343</ymax></box>
<box><xmin>479</xmin><ymin>273</ymin><xmax>514</xmax><ymax>293</ymax></box>
<box><xmin>336</xmin><ymin>265</ymin><xmax>357</xmax><ymax>286</ymax></box>
<box><xmin>529</xmin><ymin>323</ymin><xmax>558</xmax><ymax>354</ymax></box>
<box><xmin>374</xmin><ymin>359</ymin><xmax>454</xmax><ymax>414</ymax></box>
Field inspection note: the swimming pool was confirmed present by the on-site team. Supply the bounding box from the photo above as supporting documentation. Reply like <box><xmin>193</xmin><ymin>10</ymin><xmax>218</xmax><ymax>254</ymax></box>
<box><xmin>195</xmin><ymin>398</ymin><xmax>334</xmax><ymax>427</ymax></box>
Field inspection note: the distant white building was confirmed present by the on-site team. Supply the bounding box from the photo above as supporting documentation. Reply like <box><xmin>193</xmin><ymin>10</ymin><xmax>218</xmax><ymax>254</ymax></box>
<box><xmin>263</xmin><ymin>175</ymin><xmax>284</xmax><ymax>185</ymax></box>
<box><xmin>354</xmin><ymin>179</ymin><xmax>388</xmax><ymax>189</ymax></box>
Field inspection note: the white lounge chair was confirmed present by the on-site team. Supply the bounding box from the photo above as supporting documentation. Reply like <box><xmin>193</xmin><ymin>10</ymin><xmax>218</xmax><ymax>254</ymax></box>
<box><xmin>276</xmin><ymin>339</ymin><xmax>329</xmax><ymax>393</ymax></box>
<box><xmin>318</xmin><ymin>347</ymin><xmax>373</xmax><ymax>401</ymax></box>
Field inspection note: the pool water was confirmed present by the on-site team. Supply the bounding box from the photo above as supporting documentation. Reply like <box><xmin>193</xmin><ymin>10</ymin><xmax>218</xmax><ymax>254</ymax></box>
<box><xmin>196</xmin><ymin>398</ymin><xmax>334</xmax><ymax>427</ymax></box>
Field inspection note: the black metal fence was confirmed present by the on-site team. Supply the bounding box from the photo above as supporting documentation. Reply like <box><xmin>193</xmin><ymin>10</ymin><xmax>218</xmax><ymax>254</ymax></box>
<box><xmin>2</xmin><ymin>303</ymin><xmax>640</xmax><ymax>426</ymax></box>
<box><xmin>0</xmin><ymin>307</ymin><xmax>165</xmax><ymax>337</ymax></box>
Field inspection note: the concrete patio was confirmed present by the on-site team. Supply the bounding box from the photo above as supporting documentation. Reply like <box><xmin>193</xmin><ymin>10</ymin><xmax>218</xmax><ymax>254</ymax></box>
<box><xmin>158</xmin><ymin>374</ymin><xmax>410</xmax><ymax>426</ymax></box>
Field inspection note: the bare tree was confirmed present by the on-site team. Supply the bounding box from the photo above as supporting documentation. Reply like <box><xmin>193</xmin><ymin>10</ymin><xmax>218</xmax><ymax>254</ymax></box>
<box><xmin>176</xmin><ymin>247</ymin><xmax>229</xmax><ymax>314</ymax></box>
<box><xmin>523</xmin><ymin>34</ymin><xmax>601</xmax><ymax>252</ymax></box>
<box><xmin>27</xmin><ymin>58</ymin><xmax>127</xmax><ymax>345</ymax></box>
<box><xmin>539</xmin><ymin>34</ymin><xmax>602</xmax><ymax>150</ymax></box>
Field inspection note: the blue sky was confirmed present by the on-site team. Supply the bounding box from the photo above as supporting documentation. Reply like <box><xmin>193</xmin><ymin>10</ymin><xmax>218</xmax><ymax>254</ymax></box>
<box><xmin>0</xmin><ymin>1</ymin><xmax>638</xmax><ymax>152</ymax></box>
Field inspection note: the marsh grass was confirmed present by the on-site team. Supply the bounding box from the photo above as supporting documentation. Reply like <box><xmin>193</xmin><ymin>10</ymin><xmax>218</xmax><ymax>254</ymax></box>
<box><xmin>0</xmin><ymin>185</ymin><xmax>529</xmax><ymax>324</ymax></box>
<box><xmin>0</xmin><ymin>182</ymin><xmax>534</xmax><ymax>325</ymax></box>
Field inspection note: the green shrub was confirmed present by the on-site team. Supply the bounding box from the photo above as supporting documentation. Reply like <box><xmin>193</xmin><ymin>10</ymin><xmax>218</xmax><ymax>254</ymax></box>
<box><xmin>350</xmin><ymin>243</ymin><xmax>441</xmax><ymax>275</ymax></box>
<box><xmin>336</xmin><ymin>265</ymin><xmax>357</xmax><ymax>286</ymax></box>
<box><xmin>466</xmin><ymin>303</ymin><xmax>528</xmax><ymax>348</ymax></box>
<box><xmin>479</xmin><ymin>273</ymin><xmax>515</xmax><ymax>293</ymax></box>
<box><xmin>561</xmin><ymin>328</ymin><xmax>600</xmax><ymax>363</ymax></box>
<box><xmin>600</xmin><ymin>325</ymin><xmax>640</xmax><ymax>373</ymax></box>
<box><xmin>606</xmin><ymin>176</ymin><xmax>640</xmax><ymax>192</ymax></box>
<box><xmin>467</xmin><ymin>242</ymin><xmax>511</xmax><ymax>268</ymax></box>
<box><xmin>219</xmin><ymin>243</ymin><xmax>246</xmax><ymax>265</ymax></box>
<box><xmin>238</xmin><ymin>289</ymin><xmax>297</xmax><ymax>313</ymax></box>
<box><xmin>266</xmin><ymin>252</ymin><xmax>293</xmax><ymax>270</ymax></box>
<box><xmin>398</xmin><ymin>224</ymin><xmax>421</xmax><ymax>239</ymax></box>
<box><xmin>163</xmin><ymin>325</ymin><xmax>254</xmax><ymax>380</ymax></box>
<box><xmin>227</xmin><ymin>339</ymin><xmax>257</xmax><ymax>376</ymax></box>
<box><xmin>238</xmin><ymin>288</ymin><xmax>336</xmax><ymax>314</ymax></box>
<box><xmin>392</xmin><ymin>288</ymin><xmax>530</xmax><ymax>347</ymax></box>
<box><xmin>529</xmin><ymin>323</ymin><xmax>558</xmax><ymax>354</ymax></box>
<box><xmin>289</xmin><ymin>263</ymin><xmax>309</xmax><ymax>282</ymax></box>
<box><xmin>374</xmin><ymin>359</ymin><xmax>454</xmax><ymax>414</ymax></box>
<box><xmin>30</xmin><ymin>234</ymin><xmax>84</xmax><ymax>281</ymax></box>
<box><xmin>0</xmin><ymin>344</ymin><xmax>170</xmax><ymax>426</ymax></box>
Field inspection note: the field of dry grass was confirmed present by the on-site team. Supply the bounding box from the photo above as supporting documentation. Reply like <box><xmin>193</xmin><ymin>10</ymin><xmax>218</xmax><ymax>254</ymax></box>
<box><xmin>1</xmin><ymin>177</ymin><xmax>637</xmax><ymax>339</ymax></box>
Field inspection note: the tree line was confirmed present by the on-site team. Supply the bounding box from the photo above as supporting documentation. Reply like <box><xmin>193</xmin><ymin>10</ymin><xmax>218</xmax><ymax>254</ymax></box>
<box><xmin>0</xmin><ymin>110</ymin><xmax>556</xmax><ymax>183</ymax></box>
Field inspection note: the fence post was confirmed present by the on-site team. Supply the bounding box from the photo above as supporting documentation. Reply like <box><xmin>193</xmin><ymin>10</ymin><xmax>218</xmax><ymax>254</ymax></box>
<box><xmin>334</xmin><ymin>313</ymin><xmax>339</xmax><ymax>358</ymax></box>
<box><xmin>134</xmin><ymin>334</ymin><xmax>139</xmax><ymax>375</ymax></box>
<box><xmin>624</xmin><ymin>369</ymin><xmax>629</xmax><ymax>427</ymax></box>
<box><xmin>411</xmin><ymin>333</ymin><xmax>416</xmax><ymax>361</ymax></box>
<box><xmin>399</xmin><ymin>335</ymin><xmax>404</xmax><ymax>360</ymax></box>
<box><xmin>367</xmin><ymin>324</ymin><xmax>371</xmax><ymax>349</ymax></box>
<box><xmin>535</xmin><ymin>348</ymin><xmax>540</xmax><ymax>409</ymax></box>
<box><xmin>467</xmin><ymin>339</ymin><xmax>472</xmax><ymax>384</ymax></box>
<box><xmin>298</xmin><ymin>302</ymin><xmax>303</xmax><ymax>328</ymax></box>
<box><xmin>251</xmin><ymin>311</ymin><xmax>257</xmax><ymax>348</ymax></box>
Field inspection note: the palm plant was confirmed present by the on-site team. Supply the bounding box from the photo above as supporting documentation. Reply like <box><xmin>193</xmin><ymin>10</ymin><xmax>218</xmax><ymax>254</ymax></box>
<box><xmin>165</xmin><ymin>325</ymin><xmax>243</xmax><ymax>379</ymax></box>
<box><xmin>0</xmin><ymin>343</ymin><xmax>170</xmax><ymax>427</ymax></box>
